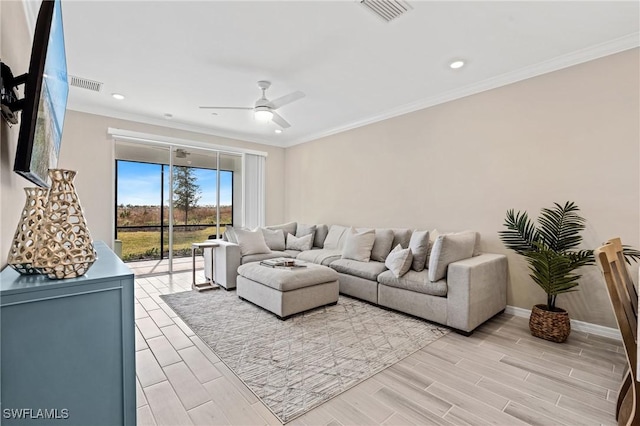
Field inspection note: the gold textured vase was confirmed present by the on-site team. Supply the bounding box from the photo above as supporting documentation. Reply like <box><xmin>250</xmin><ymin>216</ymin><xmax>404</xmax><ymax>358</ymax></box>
<box><xmin>34</xmin><ymin>169</ymin><xmax>97</xmax><ymax>279</ymax></box>
<box><xmin>7</xmin><ymin>187</ymin><xmax>49</xmax><ymax>274</ymax></box>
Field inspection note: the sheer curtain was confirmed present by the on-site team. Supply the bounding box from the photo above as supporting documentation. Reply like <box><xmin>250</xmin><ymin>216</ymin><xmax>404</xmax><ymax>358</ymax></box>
<box><xmin>243</xmin><ymin>153</ymin><xmax>266</xmax><ymax>229</ymax></box>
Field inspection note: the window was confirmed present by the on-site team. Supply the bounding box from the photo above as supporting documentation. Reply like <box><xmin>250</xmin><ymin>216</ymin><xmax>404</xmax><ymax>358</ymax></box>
<box><xmin>115</xmin><ymin>159</ymin><xmax>233</xmax><ymax>262</ymax></box>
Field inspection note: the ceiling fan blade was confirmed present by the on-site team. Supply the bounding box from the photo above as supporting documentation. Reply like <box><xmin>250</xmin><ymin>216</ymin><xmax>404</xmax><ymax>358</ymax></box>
<box><xmin>271</xmin><ymin>111</ymin><xmax>291</xmax><ymax>128</ymax></box>
<box><xmin>198</xmin><ymin>106</ymin><xmax>253</xmax><ymax>110</ymax></box>
<box><xmin>267</xmin><ymin>91</ymin><xmax>305</xmax><ymax>110</ymax></box>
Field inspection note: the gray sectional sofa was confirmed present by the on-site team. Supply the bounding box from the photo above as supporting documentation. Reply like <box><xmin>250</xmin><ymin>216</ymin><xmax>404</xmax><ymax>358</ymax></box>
<box><xmin>204</xmin><ymin>222</ymin><xmax>507</xmax><ymax>334</ymax></box>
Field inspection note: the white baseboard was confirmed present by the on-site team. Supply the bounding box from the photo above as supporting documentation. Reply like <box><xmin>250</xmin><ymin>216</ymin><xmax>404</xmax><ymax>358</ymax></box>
<box><xmin>505</xmin><ymin>305</ymin><xmax>622</xmax><ymax>341</ymax></box>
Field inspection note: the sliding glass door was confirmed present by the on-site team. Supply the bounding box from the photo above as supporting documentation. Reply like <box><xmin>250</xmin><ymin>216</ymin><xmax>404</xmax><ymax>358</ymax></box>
<box><xmin>114</xmin><ymin>141</ymin><xmax>241</xmax><ymax>272</ymax></box>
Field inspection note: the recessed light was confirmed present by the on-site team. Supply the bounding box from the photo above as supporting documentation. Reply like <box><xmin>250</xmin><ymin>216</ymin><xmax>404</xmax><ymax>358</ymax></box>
<box><xmin>274</xmin><ymin>129</ymin><xmax>282</xmax><ymax>134</ymax></box>
<box><xmin>112</xmin><ymin>93</ymin><xmax>125</xmax><ymax>100</ymax></box>
<box><xmin>449</xmin><ymin>60</ymin><xmax>465</xmax><ymax>69</ymax></box>
<box><xmin>211</xmin><ymin>112</ymin><xmax>218</xmax><ymax>116</ymax></box>
<box><xmin>164</xmin><ymin>113</ymin><xmax>173</xmax><ymax>120</ymax></box>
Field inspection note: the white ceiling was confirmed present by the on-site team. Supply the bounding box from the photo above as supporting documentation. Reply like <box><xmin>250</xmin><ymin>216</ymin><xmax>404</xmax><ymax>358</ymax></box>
<box><xmin>54</xmin><ymin>1</ymin><xmax>639</xmax><ymax>148</ymax></box>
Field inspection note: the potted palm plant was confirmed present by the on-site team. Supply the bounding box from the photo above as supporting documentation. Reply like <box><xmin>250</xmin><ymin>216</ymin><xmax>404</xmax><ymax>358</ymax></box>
<box><xmin>499</xmin><ymin>201</ymin><xmax>639</xmax><ymax>343</ymax></box>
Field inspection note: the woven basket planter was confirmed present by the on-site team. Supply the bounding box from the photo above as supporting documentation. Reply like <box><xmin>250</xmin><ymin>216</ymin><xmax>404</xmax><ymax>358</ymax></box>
<box><xmin>529</xmin><ymin>304</ymin><xmax>571</xmax><ymax>343</ymax></box>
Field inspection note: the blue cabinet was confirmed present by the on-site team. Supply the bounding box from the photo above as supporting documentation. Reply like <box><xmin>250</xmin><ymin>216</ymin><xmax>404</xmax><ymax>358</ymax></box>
<box><xmin>0</xmin><ymin>242</ymin><xmax>136</xmax><ymax>425</ymax></box>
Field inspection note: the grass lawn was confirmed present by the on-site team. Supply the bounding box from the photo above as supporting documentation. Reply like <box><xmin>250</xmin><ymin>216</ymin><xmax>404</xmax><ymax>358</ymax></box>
<box><xmin>118</xmin><ymin>226</ymin><xmax>226</xmax><ymax>261</ymax></box>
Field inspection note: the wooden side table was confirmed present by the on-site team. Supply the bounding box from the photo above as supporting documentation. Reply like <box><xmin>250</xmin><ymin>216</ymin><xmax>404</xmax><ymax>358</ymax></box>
<box><xmin>192</xmin><ymin>242</ymin><xmax>219</xmax><ymax>291</ymax></box>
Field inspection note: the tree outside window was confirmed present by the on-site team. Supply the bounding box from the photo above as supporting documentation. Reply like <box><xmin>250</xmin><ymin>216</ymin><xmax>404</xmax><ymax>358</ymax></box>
<box><xmin>173</xmin><ymin>166</ymin><xmax>201</xmax><ymax>225</ymax></box>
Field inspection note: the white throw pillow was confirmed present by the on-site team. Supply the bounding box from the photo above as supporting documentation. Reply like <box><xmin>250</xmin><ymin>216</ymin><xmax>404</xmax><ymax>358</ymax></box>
<box><xmin>296</xmin><ymin>223</ymin><xmax>317</xmax><ymax>246</ymax></box>
<box><xmin>428</xmin><ymin>231</ymin><xmax>477</xmax><ymax>282</ymax></box>
<box><xmin>234</xmin><ymin>228</ymin><xmax>272</xmax><ymax>256</ymax></box>
<box><xmin>323</xmin><ymin>225</ymin><xmax>349</xmax><ymax>250</ymax></box>
<box><xmin>286</xmin><ymin>233</ymin><xmax>313</xmax><ymax>251</ymax></box>
<box><xmin>409</xmin><ymin>230</ymin><xmax>430</xmax><ymax>272</ymax></box>
<box><xmin>296</xmin><ymin>223</ymin><xmax>316</xmax><ymax>237</ymax></box>
<box><xmin>425</xmin><ymin>229</ymin><xmax>441</xmax><ymax>266</ymax></box>
<box><xmin>266</xmin><ymin>222</ymin><xmax>297</xmax><ymax>238</ymax></box>
<box><xmin>370</xmin><ymin>229</ymin><xmax>395</xmax><ymax>262</ymax></box>
<box><xmin>314</xmin><ymin>224</ymin><xmax>329</xmax><ymax>248</ymax></box>
<box><xmin>224</xmin><ymin>226</ymin><xmax>238</xmax><ymax>243</ymax></box>
<box><xmin>385</xmin><ymin>244</ymin><xmax>413</xmax><ymax>278</ymax></box>
<box><xmin>342</xmin><ymin>228</ymin><xmax>376</xmax><ymax>262</ymax></box>
<box><xmin>259</xmin><ymin>228</ymin><xmax>285</xmax><ymax>251</ymax></box>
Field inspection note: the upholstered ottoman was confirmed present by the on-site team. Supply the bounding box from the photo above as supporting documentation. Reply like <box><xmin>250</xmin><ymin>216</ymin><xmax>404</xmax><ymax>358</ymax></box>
<box><xmin>236</xmin><ymin>261</ymin><xmax>339</xmax><ymax>319</ymax></box>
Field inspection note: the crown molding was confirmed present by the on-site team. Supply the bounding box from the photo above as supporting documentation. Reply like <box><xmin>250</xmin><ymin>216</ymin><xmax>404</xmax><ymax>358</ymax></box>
<box><xmin>65</xmin><ymin>102</ymin><xmax>288</xmax><ymax>149</ymax></box>
<box><xmin>286</xmin><ymin>33</ymin><xmax>640</xmax><ymax>147</ymax></box>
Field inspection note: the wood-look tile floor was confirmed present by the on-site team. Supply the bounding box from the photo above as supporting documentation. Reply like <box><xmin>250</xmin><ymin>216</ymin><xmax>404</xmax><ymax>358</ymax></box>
<box><xmin>127</xmin><ymin>256</ymin><xmax>204</xmax><ymax>277</ymax></box>
<box><xmin>135</xmin><ymin>271</ymin><xmax>625</xmax><ymax>426</ymax></box>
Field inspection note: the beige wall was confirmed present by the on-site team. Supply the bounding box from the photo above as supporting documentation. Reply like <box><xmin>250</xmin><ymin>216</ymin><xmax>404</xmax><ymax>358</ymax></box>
<box><xmin>285</xmin><ymin>48</ymin><xmax>640</xmax><ymax>328</ymax></box>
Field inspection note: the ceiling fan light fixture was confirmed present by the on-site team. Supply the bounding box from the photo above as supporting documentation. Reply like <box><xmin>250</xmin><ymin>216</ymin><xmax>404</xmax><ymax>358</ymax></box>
<box><xmin>254</xmin><ymin>108</ymin><xmax>273</xmax><ymax>122</ymax></box>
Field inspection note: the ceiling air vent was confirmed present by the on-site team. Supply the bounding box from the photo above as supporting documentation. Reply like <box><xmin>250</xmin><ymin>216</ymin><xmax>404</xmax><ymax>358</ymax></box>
<box><xmin>69</xmin><ymin>75</ymin><xmax>103</xmax><ymax>92</ymax></box>
<box><xmin>360</xmin><ymin>0</ymin><xmax>412</xmax><ymax>23</ymax></box>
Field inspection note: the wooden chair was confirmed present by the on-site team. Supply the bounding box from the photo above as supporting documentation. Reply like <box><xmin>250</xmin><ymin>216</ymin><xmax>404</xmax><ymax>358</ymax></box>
<box><xmin>595</xmin><ymin>238</ymin><xmax>640</xmax><ymax>426</ymax></box>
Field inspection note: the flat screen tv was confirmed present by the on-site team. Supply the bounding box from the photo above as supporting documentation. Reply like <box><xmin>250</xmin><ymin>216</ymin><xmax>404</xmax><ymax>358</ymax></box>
<box><xmin>13</xmin><ymin>0</ymin><xmax>68</xmax><ymax>188</ymax></box>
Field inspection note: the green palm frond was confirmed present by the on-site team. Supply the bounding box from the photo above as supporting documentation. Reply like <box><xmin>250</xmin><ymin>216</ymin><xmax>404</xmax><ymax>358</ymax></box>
<box><xmin>537</xmin><ymin>201</ymin><xmax>585</xmax><ymax>252</ymax></box>
<box><xmin>566</xmin><ymin>249</ymin><xmax>595</xmax><ymax>269</ymax></box>
<box><xmin>525</xmin><ymin>244</ymin><xmax>580</xmax><ymax>297</ymax></box>
<box><xmin>499</xmin><ymin>209</ymin><xmax>540</xmax><ymax>255</ymax></box>
<box><xmin>622</xmin><ymin>246</ymin><xmax>640</xmax><ymax>265</ymax></box>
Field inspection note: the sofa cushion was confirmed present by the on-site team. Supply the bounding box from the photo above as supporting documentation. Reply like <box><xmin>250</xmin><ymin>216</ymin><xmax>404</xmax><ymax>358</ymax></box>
<box><xmin>428</xmin><ymin>231</ymin><xmax>477</xmax><ymax>282</ymax></box>
<box><xmin>391</xmin><ymin>228</ymin><xmax>412</xmax><ymax>249</ymax></box>
<box><xmin>370</xmin><ymin>229</ymin><xmax>395</xmax><ymax>262</ymax></box>
<box><xmin>241</xmin><ymin>251</ymin><xmax>294</xmax><ymax>264</ymax></box>
<box><xmin>266</xmin><ymin>222</ymin><xmax>297</xmax><ymax>238</ymax></box>
<box><xmin>330</xmin><ymin>259</ymin><xmax>387</xmax><ymax>281</ymax></box>
<box><xmin>235</xmin><ymin>228</ymin><xmax>271</xmax><ymax>256</ymax></box>
<box><xmin>237</xmin><ymin>262</ymin><xmax>339</xmax><ymax>292</ymax></box>
<box><xmin>224</xmin><ymin>226</ymin><xmax>248</xmax><ymax>244</ymax></box>
<box><xmin>323</xmin><ymin>225</ymin><xmax>349</xmax><ymax>250</ymax></box>
<box><xmin>259</xmin><ymin>228</ymin><xmax>285</xmax><ymax>251</ymax></box>
<box><xmin>296</xmin><ymin>223</ymin><xmax>317</xmax><ymax>247</ymax></box>
<box><xmin>409</xmin><ymin>230</ymin><xmax>430</xmax><ymax>272</ymax></box>
<box><xmin>467</xmin><ymin>230</ymin><xmax>482</xmax><ymax>256</ymax></box>
<box><xmin>427</xmin><ymin>229</ymin><xmax>439</xmax><ymax>265</ymax></box>
<box><xmin>378</xmin><ymin>270</ymin><xmax>448</xmax><ymax>297</ymax></box>
<box><xmin>384</xmin><ymin>244</ymin><xmax>413</xmax><ymax>278</ymax></box>
<box><xmin>342</xmin><ymin>228</ymin><xmax>376</xmax><ymax>262</ymax></box>
<box><xmin>286</xmin><ymin>233</ymin><xmax>313</xmax><ymax>251</ymax></box>
<box><xmin>431</xmin><ymin>229</ymin><xmax>482</xmax><ymax>258</ymax></box>
<box><xmin>283</xmin><ymin>249</ymin><xmax>302</xmax><ymax>258</ymax></box>
<box><xmin>314</xmin><ymin>224</ymin><xmax>329</xmax><ymax>248</ymax></box>
<box><xmin>297</xmin><ymin>249</ymin><xmax>343</xmax><ymax>266</ymax></box>
<box><xmin>296</xmin><ymin>223</ymin><xmax>317</xmax><ymax>237</ymax></box>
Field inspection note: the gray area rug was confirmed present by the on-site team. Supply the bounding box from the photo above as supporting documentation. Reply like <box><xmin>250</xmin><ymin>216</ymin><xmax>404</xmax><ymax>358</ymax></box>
<box><xmin>161</xmin><ymin>289</ymin><xmax>449</xmax><ymax>423</ymax></box>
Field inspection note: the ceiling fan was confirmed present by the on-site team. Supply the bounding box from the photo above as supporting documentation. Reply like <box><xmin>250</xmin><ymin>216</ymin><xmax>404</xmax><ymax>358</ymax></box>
<box><xmin>199</xmin><ymin>81</ymin><xmax>305</xmax><ymax>129</ymax></box>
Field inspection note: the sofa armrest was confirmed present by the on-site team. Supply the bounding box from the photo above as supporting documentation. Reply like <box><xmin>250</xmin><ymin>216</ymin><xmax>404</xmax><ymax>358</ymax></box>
<box><xmin>203</xmin><ymin>240</ymin><xmax>241</xmax><ymax>290</ymax></box>
<box><xmin>446</xmin><ymin>253</ymin><xmax>508</xmax><ymax>333</ymax></box>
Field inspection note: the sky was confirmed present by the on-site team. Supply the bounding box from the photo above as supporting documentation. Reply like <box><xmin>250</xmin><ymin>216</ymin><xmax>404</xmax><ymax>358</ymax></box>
<box><xmin>117</xmin><ymin>161</ymin><xmax>233</xmax><ymax>206</ymax></box>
